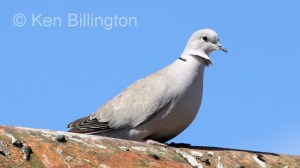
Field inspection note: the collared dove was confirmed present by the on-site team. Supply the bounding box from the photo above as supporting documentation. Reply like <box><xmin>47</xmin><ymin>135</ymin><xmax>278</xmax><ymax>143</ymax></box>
<box><xmin>68</xmin><ymin>29</ymin><xmax>227</xmax><ymax>143</ymax></box>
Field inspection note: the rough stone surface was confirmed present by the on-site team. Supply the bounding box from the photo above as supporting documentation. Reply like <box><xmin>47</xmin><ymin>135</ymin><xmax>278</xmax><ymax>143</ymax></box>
<box><xmin>0</xmin><ymin>125</ymin><xmax>299</xmax><ymax>168</ymax></box>
<box><xmin>56</xmin><ymin>135</ymin><xmax>67</xmax><ymax>143</ymax></box>
<box><xmin>0</xmin><ymin>140</ymin><xmax>10</xmax><ymax>157</ymax></box>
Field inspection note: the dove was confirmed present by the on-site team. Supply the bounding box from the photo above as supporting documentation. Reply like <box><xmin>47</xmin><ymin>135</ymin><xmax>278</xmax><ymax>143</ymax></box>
<box><xmin>68</xmin><ymin>29</ymin><xmax>227</xmax><ymax>143</ymax></box>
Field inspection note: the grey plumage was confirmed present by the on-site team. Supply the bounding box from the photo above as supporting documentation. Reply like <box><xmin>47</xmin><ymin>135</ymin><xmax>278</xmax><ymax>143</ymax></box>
<box><xmin>68</xmin><ymin>29</ymin><xmax>227</xmax><ymax>142</ymax></box>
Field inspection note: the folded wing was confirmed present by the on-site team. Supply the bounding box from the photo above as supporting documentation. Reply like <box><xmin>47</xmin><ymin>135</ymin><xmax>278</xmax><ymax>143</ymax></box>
<box><xmin>68</xmin><ymin>73</ymin><xmax>172</xmax><ymax>134</ymax></box>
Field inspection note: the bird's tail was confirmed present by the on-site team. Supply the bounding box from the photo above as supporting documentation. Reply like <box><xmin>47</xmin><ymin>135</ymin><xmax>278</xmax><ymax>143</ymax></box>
<box><xmin>67</xmin><ymin>116</ymin><xmax>111</xmax><ymax>134</ymax></box>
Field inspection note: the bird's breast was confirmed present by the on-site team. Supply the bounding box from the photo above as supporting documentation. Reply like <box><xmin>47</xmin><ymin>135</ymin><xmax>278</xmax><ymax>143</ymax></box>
<box><xmin>166</xmin><ymin>71</ymin><xmax>204</xmax><ymax>128</ymax></box>
<box><xmin>147</xmin><ymin>65</ymin><xmax>205</xmax><ymax>142</ymax></box>
<box><xmin>133</xmin><ymin>57</ymin><xmax>206</xmax><ymax>142</ymax></box>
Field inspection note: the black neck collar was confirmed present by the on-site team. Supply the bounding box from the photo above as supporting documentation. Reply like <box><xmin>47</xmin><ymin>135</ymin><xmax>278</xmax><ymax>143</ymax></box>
<box><xmin>178</xmin><ymin>57</ymin><xmax>187</xmax><ymax>62</ymax></box>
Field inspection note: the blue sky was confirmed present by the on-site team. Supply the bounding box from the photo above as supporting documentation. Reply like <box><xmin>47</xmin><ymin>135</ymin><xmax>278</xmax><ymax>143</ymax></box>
<box><xmin>0</xmin><ymin>1</ymin><xmax>299</xmax><ymax>155</ymax></box>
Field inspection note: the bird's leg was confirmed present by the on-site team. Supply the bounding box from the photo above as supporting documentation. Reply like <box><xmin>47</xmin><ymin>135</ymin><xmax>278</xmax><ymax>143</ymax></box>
<box><xmin>145</xmin><ymin>139</ymin><xmax>169</xmax><ymax>148</ymax></box>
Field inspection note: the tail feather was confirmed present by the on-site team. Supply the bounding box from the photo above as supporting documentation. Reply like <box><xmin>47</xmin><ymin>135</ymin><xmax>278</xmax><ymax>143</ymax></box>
<box><xmin>67</xmin><ymin>116</ymin><xmax>112</xmax><ymax>134</ymax></box>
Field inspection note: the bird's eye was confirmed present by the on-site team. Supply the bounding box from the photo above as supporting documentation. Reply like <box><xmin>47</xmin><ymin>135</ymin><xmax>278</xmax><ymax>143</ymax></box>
<box><xmin>202</xmin><ymin>35</ymin><xmax>208</xmax><ymax>42</ymax></box>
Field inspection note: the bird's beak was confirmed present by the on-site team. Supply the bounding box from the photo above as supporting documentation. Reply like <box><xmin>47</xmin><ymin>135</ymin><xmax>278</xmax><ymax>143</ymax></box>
<box><xmin>216</xmin><ymin>41</ymin><xmax>227</xmax><ymax>53</ymax></box>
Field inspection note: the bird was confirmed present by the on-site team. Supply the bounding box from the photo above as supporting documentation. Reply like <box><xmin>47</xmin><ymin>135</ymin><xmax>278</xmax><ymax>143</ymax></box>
<box><xmin>67</xmin><ymin>29</ymin><xmax>227</xmax><ymax>143</ymax></box>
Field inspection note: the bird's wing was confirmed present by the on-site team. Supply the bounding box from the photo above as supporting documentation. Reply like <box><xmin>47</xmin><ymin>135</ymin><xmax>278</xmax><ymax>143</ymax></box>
<box><xmin>68</xmin><ymin>73</ymin><xmax>172</xmax><ymax>134</ymax></box>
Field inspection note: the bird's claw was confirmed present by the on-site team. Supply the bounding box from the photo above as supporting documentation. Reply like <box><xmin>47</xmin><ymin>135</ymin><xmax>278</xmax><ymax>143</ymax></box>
<box><xmin>145</xmin><ymin>139</ymin><xmax>169</xmax><ymax>148</ymax></box>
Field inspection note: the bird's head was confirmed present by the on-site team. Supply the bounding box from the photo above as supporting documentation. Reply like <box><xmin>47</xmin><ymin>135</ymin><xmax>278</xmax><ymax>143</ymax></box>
<box><xmin>183</xmin><ymin>29</ymin><xmax>227</xmax><ymax>65</ymax></box>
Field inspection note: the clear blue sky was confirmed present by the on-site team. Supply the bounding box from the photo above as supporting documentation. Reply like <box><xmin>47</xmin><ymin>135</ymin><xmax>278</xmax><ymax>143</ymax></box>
<box><xmin>0</xmin><ymin>1</ymin><xmax>299</xmax><ymax>155</ymax></box>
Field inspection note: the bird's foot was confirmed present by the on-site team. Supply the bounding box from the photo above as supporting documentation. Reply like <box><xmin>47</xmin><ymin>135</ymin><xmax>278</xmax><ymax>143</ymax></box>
<box><xmin>168</xmin><ymin>142</ymin><xmax>191</xmax><ymax>148</ymax></box>
<box><xmin>145</xmin><ymin>139</ymin><xmax>168</xmax><ymax>148</ymax></box>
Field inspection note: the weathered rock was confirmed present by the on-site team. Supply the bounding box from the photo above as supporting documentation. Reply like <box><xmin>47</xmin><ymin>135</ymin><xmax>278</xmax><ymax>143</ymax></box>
<box><xmin>0</xmin><ymin>140</ymin><xmax>10</xmax><ymax>157</ymax></box>
<box><xmin>0</xmin><ymin>125</ymin><xmax>299</xmax><ymax>168</ymax></box>
<box><xmin>12</xmin><ymin>139</ymin><xmax>23</xmax><ymax>148</ymax></box>
<box><xmin>149</xmin><ymin>153</ymin><xmax>160</xmax><ymax>160</ymax></box>
<box><xmin>22</xmin><ymin>146</ymin><xmax>33</xmax><ymax>161</ymax></box>
<box><xmin>56</xmin><ymin>135</ymin><xmax>67</xmax><ymax>143</ymax></box>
